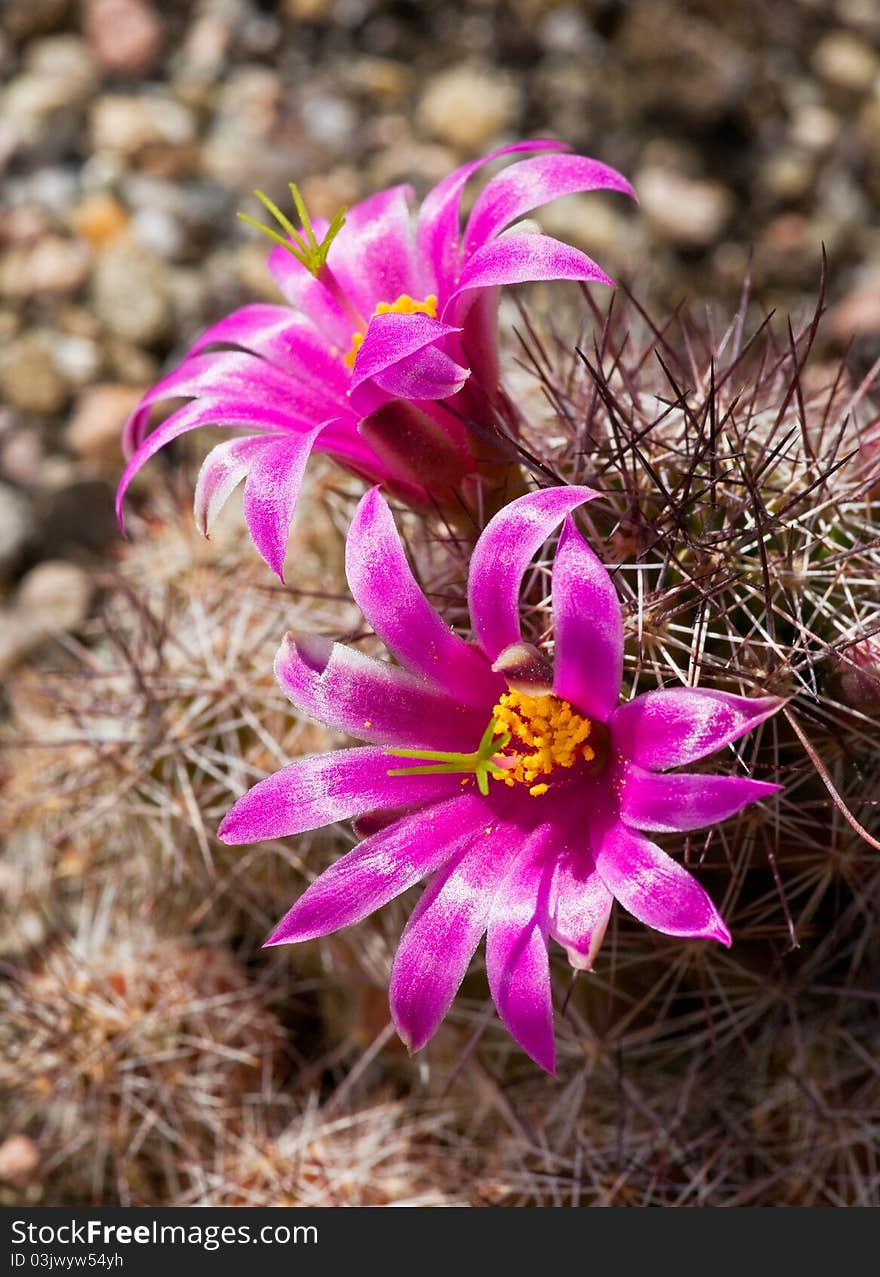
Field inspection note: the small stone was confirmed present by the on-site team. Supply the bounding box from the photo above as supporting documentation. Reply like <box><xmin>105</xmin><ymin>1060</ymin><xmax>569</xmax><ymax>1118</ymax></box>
<box><xmin>300</xmin><ymin>93</ymin><xmax>358</xmax><ymax>150</ymax></box>
<box><xmin>790</xmin><ymin>104</ymin><xmax>840</xmax><ymax>152</ymax></box>
<box><xmin>0</xmin><ymin>1136</ymin><xmax>40</xmax><ymax>1187</ymax></box>
<box><xmin>1</xmin><ymin>430</ymin><xmax>46</xmax><ymax>487</ymax></box>
<box><xmin>16</xmin><ymin>559</ymin><xmax>93</xmax><ymax>632</ymax></box>
<box><xmin>90</xmin><ymin>93</ymin><xmax>197</xmax><ymax>159</ymax></box>
<box><xmin>0</xmin><ymin>235</ymin><xmax>90</xmax><ymax>299</ymax></box>
<box><xmin>176</xmin><ymin>11</ymin><xmax>231</xmax><ymax>82</ymax></box>
<box><xmin>0</xmin><ymin>483</ymin><xmax>34</xmax><ymax>573</ymax></box>
<box><xmin>24</xmin><ymin>33</ymin><xmax>97</xmax><ymax>86</ymax></box>
<box><xmin>66</xmin><ymin>383</ymin><xmax>143</xmax><ymax>466</ymax></box>
<box><xmin>1</xmin><ymin>42</ymin><xmax>97</xmax><ymax>149</ymax></box>
<box><xmin>347</xmin><ymin>57</ymin><xmax>412</xmax><ymax>102</ymax></box>
<box><xmin>0</xmin><ymin>332</ymin><xmax>69</xmax><ymax>414</ymax></box>
<box><xmin>92</xmin><ymin>241</ymin><xmax>172</xmax><ymax>346</ymax></box>
<box><xmin>51</xmin><ymin>333</ymin><xmax>102</xmax><ymax>388</ymax></box>
<box><xmin>283</xmin><ymin>0</ymin><xmax>333</xmax><ymax>17</ymax></box>
<box><xmin>830</xmin><ymin>267</ymin><xmax>880</xmax><ymax>341</ymax></box>
<box><xmin>70</xmin><ymin>192</ymin><xmax>130</xmax><ymax>249</ymax></box>
<box><xmin>130</xmin><ymin>206</ymin><xmax>185</xmax><ymax>259</ymax></box>
<box><xmin>760</xmin><ymin>149</ymin><xmax>816</xmax><ymax>203</ymax></box>
<box><xmin>417</xmin><ymin>64</ymin><xmax>521</xmax><ymax>151</ymax></box>
<box><xmin>83</xmin><ymin>0</ymin><xmax>164</xmax><ymax>76</ymax></box>
<box><xmin>813</xmin><ymin>31</ymin><xmax>878</xmax><ymax>93</ymax></box>
<box><xmin>636</xmin><ymin>167</ymin><xmax>734</xmax><ymax>249</ymax></box>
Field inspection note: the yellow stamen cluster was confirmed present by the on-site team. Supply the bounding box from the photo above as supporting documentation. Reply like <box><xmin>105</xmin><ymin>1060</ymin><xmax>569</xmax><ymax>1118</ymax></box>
<box><xmin>345</xmin><ymin>293</ymin><xmax>438</xmax><ymax>368</ymax></box>
<box><xmin>491</xmin><ymin>690</ymin><xmax>594</xmax><ymax>796</ymax></box>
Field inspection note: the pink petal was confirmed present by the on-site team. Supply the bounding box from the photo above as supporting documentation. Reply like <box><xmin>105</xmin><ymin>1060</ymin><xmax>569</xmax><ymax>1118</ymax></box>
<box><xmin>618</xmin><ymin>767</ymin><xmax>782</xmax><ymax>833</ymax></box>
<box><xmin>416</xmin><ymin>139</ymin><xmax>569</xmax><ymax>298</ymax></box>
<box><xmin>369</xmin><ymin>344</ymin><xmax>470</xmax><ymax>403</ymax></box>
<box><xmin>345</xmin><ymin>488</ymin><xmax>502</xmax><ymax>705</ymax></box>
<box><xmin>443</xmin><ymin>232</ymin><xmax>614</xmax><ymax>321</ymax></box>
<box><xmin>267</xmin><ymin>239</ymin><xmax>354</xmax><ymax>347</ymax></box>
<box><xmin>611</xmin><ymin>689</ymin><xmax>784</xmax><ymax>771</ymax></box>
<box><xmin>274</xmin><ymin>631</ymin><xmax>488</xmax><ymax>750</ymax></box>
<box><xmin>349</xmin><ymin>312</ymin><xmax>468</xmax><ymax>404</ymax></box>
<box><xmin>324</xmin><ymin>185</ymin><xmax>421</xmax><ymax>319</ymax></box>
<box><xmin>390</xmin><ymin>824</ymin><xmax>519</xmax><ymax>1053</ymax></box>
<box><xmin>463</xmin><ymin>152</ymin><xmax>635</xmax><ymax>254</ymax></box>
<box><xmin>350</xmin><ymin>313</ymin><xmax>460</xmax><ymax>387</ymax></box>
<box><xmin>217</xmin><ymin>747</ymin><xmax>463</xmax><ymax>844</ymax></box>
<box><xmin>117</xmin><ymin>400</ymin><xmax>286</xmax><ymax>532</ymax></box>
<box><xmin>132</xmin><ymin>351</ymin><xmax>336</xmax><ymax>425</ymax></box>
<box><xmin>549</xmin><ymin>843</ymin><xmax>613</xmax><ymax>972</ymax></box>
<box><xmin>467</xmin><ymin>485</ymin><xmax>600</xmax><ymax>661</ymax></box>
<box><xmin>552</xmin><ymin>516</ymin><xmax>623</xmax><ymax>722</ymax></box>
<box><xmin>264</xmin><ymin>792</ymin><xmax>492</xmax><ymax>946</ymax></box>
<box><xmin>594</xmin><ymin>820</ymin><xmax>731</xmax><ymax>945</ymax></box>
<box><xmin>193</xmin><ymin>434</ymin><xmax>267</xmax><ymax>535</ymax></box>
<box><xmin>486</xmin><ymin>825</ymin><xmax>557</xmax><ymax>1074</ymax></box>
<box><xmin>241</xmin><ymin>429</ymin><xmax>326</xmax><ymax>581</ymax></box>
<box><xmin>189</xmin><ymin>304</ymin><xmax>349</xmax><ymax>397</ymax></box>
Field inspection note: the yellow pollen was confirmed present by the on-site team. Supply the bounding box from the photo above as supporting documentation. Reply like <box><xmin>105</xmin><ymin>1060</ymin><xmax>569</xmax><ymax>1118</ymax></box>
<box><xmin>489</xmin><ymin>690</ymin><xmax>594</xmax><ymax>796</ymax></box>
<box><xmin>344</xmin><ymin>293</ymin><xmax>438</xmax><ymax>368</ymax></box>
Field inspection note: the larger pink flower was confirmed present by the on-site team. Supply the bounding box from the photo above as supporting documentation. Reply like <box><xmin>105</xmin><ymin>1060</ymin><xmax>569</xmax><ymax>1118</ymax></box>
<box><xmin>219</xmin><ymin>487</ymin><xmax>782</xmax><ymax>1073</ymax></box>
<box><xmin>116</xmin><ymin>142</ymin><xmax>634</xmax><ymax>579</ymax></box>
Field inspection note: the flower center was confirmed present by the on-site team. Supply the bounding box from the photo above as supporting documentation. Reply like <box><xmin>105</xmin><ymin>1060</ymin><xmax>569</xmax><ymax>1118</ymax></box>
<box><xmin>344</xmin><ymin>293</ymin><xmax>438</xmax><ymax>368</ymax></box>
<box><xmin>385</xmin><ymin>691</ymin><xmax>595</xmax><ymax>799</ymax></box>
<box><xmin>490</xmin><ymin>690</ymin><xmax>595</xmax><ymax>796</ymax></box>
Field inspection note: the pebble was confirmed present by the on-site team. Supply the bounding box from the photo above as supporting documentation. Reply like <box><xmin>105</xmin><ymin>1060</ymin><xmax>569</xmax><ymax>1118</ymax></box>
<box><xmin>636</xmin><ymin>167</ymin><xmax>734</xmax><ymax>249</ymax></box>
<box><xmin>300</xmin><ymin>92</ymin><xmax>359</xmax><ymax>151</ymax></box>
<box><xmin>0</xmin><ymin>560</ymin><xmax>93</xmax><ymax>676</ymax></box>
<box><xmin>417</xmin><ymin>64</ymin><xmax>521</xmax><ymax>150</ymax></box>
<box><xmin>51</xmin><ymin>333</ymin><xmax>103</xmax><ymax>388</ymax></box>
<box><xmin>130</xmin><ymin>206</ymin><xmax>186</xmax><ymax>260</ymax></box>
<box><xmin>0</xmin><ymin>483</ymin><xmax>34</xmax><ymax>574</ymax></box>
<box><xmin>831</xmin><ymin>267</ymin><xmax>880</xmax><ymax>341</ymax></box>
<box><xmin>1</xmin><ymin>429</ymin><xmax>47</xmax><ymax>488</ymax></box>
<box><xmin>91</xmin><ymin>241</ymin><xmax>172</xmax><ymax>346</ymax></box>
<box><xmin>90</xmin><ymin>93</ymin><xmax>197</xmax><ymax>159</ymax></box>
<box><xmin>83</xmin><ymin>0</ymin><xmax>164</xmax><ymax>77</ymax></box>
<box><xmin>0</xmin><ymin>1136</ymin><xmax>40</xmax><ymax>1187</ymax></box>
<box><xmin>0</xmin><ymin>235</ymin><xmax>90</xmax><ymax>299</ymax></box>
<box><xmin>812</xmin><ymin>31</ymin><xmax>879</xmax><ymax>93</ymax></box>
<box><xmin>65</xmin><ymin>383</ymin><xmax>144</xmax><ymax>467</ymax></box>
<box><xmin>70</xmin><ymin>192</ymin><xmax>130</xmax><ymax>250</ymax></box>
<box><xmin>16</xmin><ymin>559</ymin><xmax>93</xmax><ymax>631</ymax></box>
<box><xmin>0</xmin><ymin>332</ymin><xmax>69</xmax><ymax>415</ymax></box>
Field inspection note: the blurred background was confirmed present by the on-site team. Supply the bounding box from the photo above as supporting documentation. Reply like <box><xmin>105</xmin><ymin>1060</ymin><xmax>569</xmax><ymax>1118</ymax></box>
<box><xmin>2</xmin><ymin>0</ymin><xmax>880</xmax><ymax>1207</ymax></box>
<box><xmin>2</xmin><ymin>0</ymin><xmax>880</xmax><ymax>613</ymax></box>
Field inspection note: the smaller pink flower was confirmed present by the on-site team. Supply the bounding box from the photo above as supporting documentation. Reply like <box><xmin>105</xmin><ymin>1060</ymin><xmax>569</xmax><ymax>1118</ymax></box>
<box><xmin>220</xmin><ymin>488</ymin><xmax>782</xmax><ymax>1072</ymax></box>
<box><xmin>116</xmin><ymin>142</ymin><xmax>634</xmax><ymax>579</ymax></box>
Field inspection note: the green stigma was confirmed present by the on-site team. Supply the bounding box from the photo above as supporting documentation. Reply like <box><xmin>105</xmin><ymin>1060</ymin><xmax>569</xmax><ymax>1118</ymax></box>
<box><xmin>387</xmin><ymin>717</ymin><xmax>512</xmax><ymax>797</ymax></box>
<box><xmin>237</xmin><ymin>184</ymin><xmax>346</xmax><ymax>277</ymax></box>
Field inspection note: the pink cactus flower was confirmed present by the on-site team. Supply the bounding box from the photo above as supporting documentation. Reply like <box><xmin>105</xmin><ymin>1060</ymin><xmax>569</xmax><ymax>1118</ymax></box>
<box><xmin>218</xmin><ymin>486</ymin><xmax>782</xmax><ymax>1073</ymax></box>
<box><xmin>116</xmin><ymin>142</ymin><xmax>634</xmax><ymax>579</ymax></box>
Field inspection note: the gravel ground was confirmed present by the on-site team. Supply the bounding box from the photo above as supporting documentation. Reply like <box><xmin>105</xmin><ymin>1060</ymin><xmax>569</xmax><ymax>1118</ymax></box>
<box><xmin>2</xmin><ymin>0</ymin><xmax>880</xmax><ymax>616</ymax></box>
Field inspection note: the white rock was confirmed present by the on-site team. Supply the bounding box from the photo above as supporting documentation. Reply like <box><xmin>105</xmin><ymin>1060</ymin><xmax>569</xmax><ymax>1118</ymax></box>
<box><xmin>417</xmin><ymin>64</ymin><xmax>521</xmax><ymax>150</ymax></box>
<box><xmin>636</xmin><ymin>167</ymin><xmax>734</xmax><ymax>248</ymax></box>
